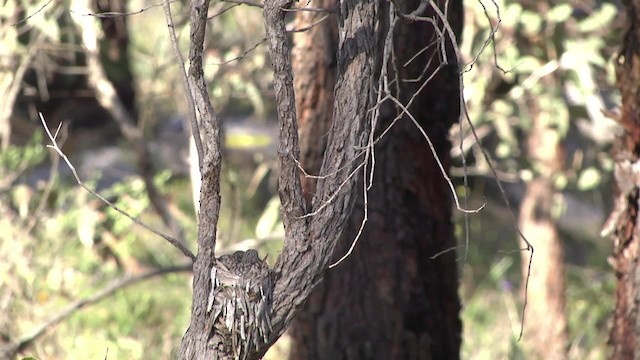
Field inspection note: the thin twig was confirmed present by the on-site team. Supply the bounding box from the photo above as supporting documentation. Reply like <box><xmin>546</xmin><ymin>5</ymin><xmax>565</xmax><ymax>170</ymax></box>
<box><xmin>329</xmin><ymin>2</ymin><xmax>397</xmax><ymax>268</ymax></box>
<box><xmin>72</xmin><ymin>1</ymin><xmax>187</xmax><ymax>244</ymax></box>
<box><xmin>426</xmin><ymin>0</ymin><xmax>533</xmax><ymax>340</ymax></box>
<box><xmin>10</xmin><ymin>0</ymin><xmax>54</xmax><ymax>27</ymax></box>
<box><xmin>162</xmin><ymin>0</ymin><xmax>204</xmax><ymax>170</ymax></box>
<box><xmin>70</xmin><ymin>0</ymin><xmax>180</xmax><ymax>18</ymax></box>
<box><xmin>208</xmin><ymin>15</ymin><xmax>331</xmax><ymax>66</ymax></box>
<box><xmin>390</xmin><ymin>95</ymin><xmax>485</xmax><ymax>214</ymax></box>
<box><xmin>24</xmin><ymin>124</ymin><xmax>65</xmax><ymax>235</ymax></box>
<box><xmin>39</xmin><ymin>113</ymin><xmax>196</xmax><ymax>261</ymax></box>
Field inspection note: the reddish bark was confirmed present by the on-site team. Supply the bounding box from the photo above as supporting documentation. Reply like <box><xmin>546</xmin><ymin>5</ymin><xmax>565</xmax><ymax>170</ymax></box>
<box><xmin>289</xmin><ymin>0</ymin><xmax>463</xmax><ymax>358</ymax></box>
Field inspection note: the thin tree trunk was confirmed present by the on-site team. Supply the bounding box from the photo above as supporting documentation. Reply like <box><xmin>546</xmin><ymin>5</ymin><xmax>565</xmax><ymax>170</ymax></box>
<box><xmin>518</xmin><ymin>111</ymin><xmax>568</xmax><ymax>358</ymax></box>
<box><xmin>606</xmin><ymin>0</ymin><xmax>640</xmax><ymax>357</ymax></box>
<box><xmin>289</xmin><ymin>0</ymin><xmax>463</xmax><ymax>358</ymax></box>
<box><xmin>513</xmin><ymin>1</ymin><xmax>568</xmax><ymax>357</ymax></box>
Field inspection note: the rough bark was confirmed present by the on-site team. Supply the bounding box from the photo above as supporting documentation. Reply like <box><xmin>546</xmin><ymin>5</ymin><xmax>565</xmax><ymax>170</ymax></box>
<box><xmin>289</xmin><ymin>0</ymin><xmax>463</xmax><ymax>358</ymax></box>
<box><xmin>177</xmin><ymin>0</ymin><xmax>378</xmax><ymax>357</ymax></box>
<box><xmin>606</xmin><ymin>0</ymin><xmax>640</xmax><ymax>357</ymax></box>
<box><xmin>177</xmin><ymin>0</ymin><xmax>224</xmax><ymax>358</ymax></box>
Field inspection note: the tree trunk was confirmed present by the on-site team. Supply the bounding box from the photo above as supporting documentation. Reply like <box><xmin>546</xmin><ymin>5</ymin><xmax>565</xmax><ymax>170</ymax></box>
<box><xmin>291</xmin><ymin>0</ymin><xmax>337</xmax><ymax>208</ymax></box>
<box><xmin>518</xmin><ymin>109</ymin><xmax>568</xmax><ymax>358</ymax></box>
<box><xmin>289</xmin><ymin>0</ymin><xmax>463</xmax><ymax>358</ymax></box>
<box><xmin>177</xmin><ymin>0</ymin><xmax>380</xmax><ymax>357</ymax></box>
<box><xmin>512</xmin><ymin>2</ymin><xmax>568</xmax><ymax>357</ymax></box>
<box><xmin>606</xmin><ymin>0</ymin><xmax>640</xmax><ymax>357</ymax></box>
<box><xmin>94</xmin><ymin>0</ymin><xmax>137</xmax><ymax>115</ymax></box>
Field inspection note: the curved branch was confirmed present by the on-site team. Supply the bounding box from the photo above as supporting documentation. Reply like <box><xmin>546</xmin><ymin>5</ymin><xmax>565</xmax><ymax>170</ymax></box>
<box><xmin>0</xmin><ymin>263</ymin><xmax>192</xmax><ymax>359</ymax></box>
<box><xmin>177</xmin><ymin>0</ymin><xmax>225</xmax><ymax>357</ymax></box>
<box><xmin>39</xmin><ymin>113</ymin><xmax>196</xmax><ymax>261</ymax></box>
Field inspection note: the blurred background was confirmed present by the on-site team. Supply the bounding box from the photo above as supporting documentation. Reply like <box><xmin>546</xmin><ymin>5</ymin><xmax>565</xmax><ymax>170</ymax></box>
<box><xmin>0</xmin><ymin>0</ymin><xmax>622</xmax><ymax>358</ymax></box>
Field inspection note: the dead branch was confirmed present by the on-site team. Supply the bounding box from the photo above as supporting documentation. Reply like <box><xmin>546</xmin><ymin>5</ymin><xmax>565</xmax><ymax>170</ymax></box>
<box><xmin>39</xmin><ymin>113</ymin><xmax>196</xmax><ymax>261</ymax></box>
<box><xmin>0</xmin><ymin>263</ymin><xmax>192</xmax><ymax>359</ymax></box>
<box><xmin>175</xmin><ymin>0</ymin><xmax>225</xmax><ymax>356</ymax></box>
<box><xmin>70</xmin><ymin>0</ymin><xmax>179</xmax><ymax>18</ymax></box>
<box><xmin>9</xmin><ymin>0</ymin><xmax>54</xmax><ymax>27</ymax></box>
<box><xmin>161</xmin><ymin>0</ymin><xmax>205</xmax><ymax>171</ymax></box>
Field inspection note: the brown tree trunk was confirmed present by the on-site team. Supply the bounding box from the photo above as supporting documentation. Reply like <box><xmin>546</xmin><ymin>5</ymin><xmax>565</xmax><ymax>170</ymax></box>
<box><xmin>518</xmin><ymin>109</ymin><xmax>568</xmax><ymax>359</ymax></box>
<box><xmin>291</xmin><ymin>0</ymin><xmax>337</xmax><ymax>208</ymax></box>
<box><xmin>606</xmin><ymin>0</ymin><xmax>640</xmax><ymax>357</ymax></box>
<box><xmin>289</xmin><ymin>0</ymin><xmax>463</xmax><ymax>358</ymax></box>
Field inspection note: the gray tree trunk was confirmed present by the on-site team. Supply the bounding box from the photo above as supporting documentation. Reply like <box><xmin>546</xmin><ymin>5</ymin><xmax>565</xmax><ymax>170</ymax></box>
<box><xmin>177</xmin><ymin>0</ymin><xmax>379</xmax><ymax>358</ymax></box>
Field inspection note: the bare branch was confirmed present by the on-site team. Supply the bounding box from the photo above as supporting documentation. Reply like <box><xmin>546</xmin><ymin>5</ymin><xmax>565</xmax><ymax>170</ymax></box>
<box><xmin>177</xmin><ymin>0</ymin><xmax>224</xmax><ymax>356</ymax></box>
<box><xmin>39</xmin><ymin>113</ymin><xmax>196</xmax><ymax>261</ymax></box>
<box><xmin>207</xmin><ymin>16</ymin><xmax>331</xmax><ymax>67</ymax></box>
<box><xmin>9</xmin><ymin>0</ymin><xmax>54</xmax><ymax>27</ymax></box>
<box><xmin>70</xmin><ymin>1</ymin><xmax>179</xmax><ymax>19</ymax></box>
<box><xmin>162</xmin><ymin>0</ymin><xmax>205</xmax><ymax>170</ymax></box>
<box><xmin>24</xmin><ymin>124</ymin><xmax>65</xmax><ymax>235</ymax></box>
<box><xmin>0</xmin><ymin>263</ymin><xmax>192</xmax><ymax>358</ymax></box>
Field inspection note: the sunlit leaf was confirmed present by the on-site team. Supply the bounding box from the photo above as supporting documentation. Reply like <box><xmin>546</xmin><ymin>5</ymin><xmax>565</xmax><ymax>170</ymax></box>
<box><xmin>548</xmin><ymin>4</ymin><xmax>573</xmax><ymax>23</ymax></box>
<box><xmin>577</xmin><ymin>167</ymin><xmax>602</xmax><ymax>190</ymax></box>
<box><xmin>577</xmin><ymin>4</ymin><xmax>617</xmax><ymax>33</ymax></box>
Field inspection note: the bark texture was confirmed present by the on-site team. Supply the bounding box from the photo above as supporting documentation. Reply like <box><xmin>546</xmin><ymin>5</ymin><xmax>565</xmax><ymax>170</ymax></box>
<box><xmin>606</xmin><ymin>0</ymin><xmax>640</xmax><ymax>357</ymax></box>
<box><xmin>289</xmin><ymin>0</ymin><xmax>463</xmax><ymax>358</ymax></box>
<box><xmin>178</xmin><ymin>0</ymin><xmax>379</xmax><ymax>357</ymax></box>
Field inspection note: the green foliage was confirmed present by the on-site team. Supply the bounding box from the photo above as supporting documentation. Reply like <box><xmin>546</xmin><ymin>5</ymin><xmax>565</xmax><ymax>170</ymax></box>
<box><xmin>0</xmin><ymin>137</ymin><xmax>197</xmax><ymax>358</ymax></box>
<box><xmin>460</xmin><ymin>0</ymin><xmax>620</xmax><ymax>193</ymax></box>
<box><xmin>459</xmin><ymin>1</ymin><xmax>621</xmax><ymax>348</ymax></box>
<box><xmin>461</xmin><ymin>258</ymin><xmax>613</xmax><ymax>359</ymax></box>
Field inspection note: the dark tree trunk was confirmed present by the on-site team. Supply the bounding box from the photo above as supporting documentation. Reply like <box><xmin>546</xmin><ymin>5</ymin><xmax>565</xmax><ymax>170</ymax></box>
<box><xmin>607</xmin><ymin>0</ymin><xmax>640</xmax><ymax>358</ymax></box>
<box><xmin>94</xmin><ymin>0</ymin><xmax>137</xmax><ymax>114</ymax></box>
<box><xmin>289</xmin><ymin>0</ymin><xmax>463</xmax><ymax>358</ymax></box>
